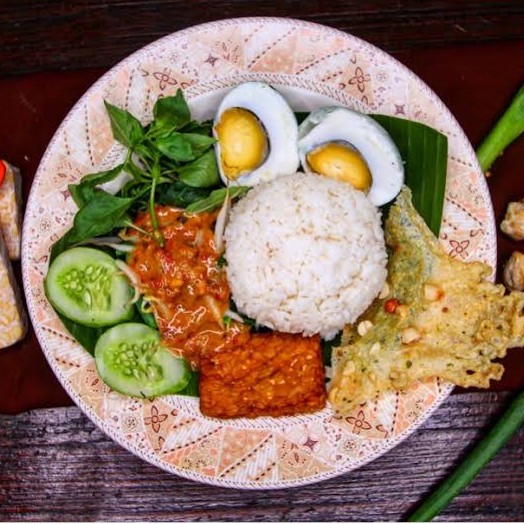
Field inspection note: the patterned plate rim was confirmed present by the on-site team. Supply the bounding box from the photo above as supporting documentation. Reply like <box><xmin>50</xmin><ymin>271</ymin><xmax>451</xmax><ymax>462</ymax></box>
<box><xmin>21</xmin><ymin>16</ymin><xmax>496</xmax><ymax>489</ymax></box>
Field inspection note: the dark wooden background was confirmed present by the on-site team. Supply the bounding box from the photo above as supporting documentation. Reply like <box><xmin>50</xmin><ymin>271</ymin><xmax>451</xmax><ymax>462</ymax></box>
<box><xmin>1</xmin><ymin>0</ymin><xmax>524</xmax><ymax>521</ymax></box>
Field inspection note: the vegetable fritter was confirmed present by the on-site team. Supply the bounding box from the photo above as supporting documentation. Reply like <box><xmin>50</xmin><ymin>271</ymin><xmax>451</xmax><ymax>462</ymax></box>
<box><xmin>330</xmin><ymin>187</ymin><xmax>524</xmax><ymax>413</ymax></box>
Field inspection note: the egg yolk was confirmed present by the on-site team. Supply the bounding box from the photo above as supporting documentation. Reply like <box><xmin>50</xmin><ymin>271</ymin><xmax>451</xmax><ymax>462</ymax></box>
<box><xmin>214</xmin><ymin>108</ymin><xmax>268</xmax><ymax>180</ymax></box>
<box><xmin>306</xmin><ymin>142</ymin><xmax>372</xmax><ymax>192</ymax></box>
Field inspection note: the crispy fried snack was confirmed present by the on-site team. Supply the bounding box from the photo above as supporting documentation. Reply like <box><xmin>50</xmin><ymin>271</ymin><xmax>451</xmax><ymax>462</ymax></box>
<box><xmin>0</xmin><ymin>161</ymin><xmax>23</xmax><ymax>260</ymax></box>
<box><xmin>200</xmin><ymin>332</ymin><xmax>326</xmax><ymax>419</ymax></box>
<box><xmin>329</xmin><ymin>187</ymin><xmax>524</xmax><ymax>414</ymax></box>
<box><xmin>501</xmin><ymin>200</ymin><xmax>524</xmax><ymax>241</ymax></box>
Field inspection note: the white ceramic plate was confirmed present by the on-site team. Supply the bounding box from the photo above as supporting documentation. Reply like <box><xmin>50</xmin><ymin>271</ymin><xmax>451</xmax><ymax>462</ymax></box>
<box><xmin>22</xmin><ymin>17</ymin><xmax>496</xmax><ymax>489</ymax></box>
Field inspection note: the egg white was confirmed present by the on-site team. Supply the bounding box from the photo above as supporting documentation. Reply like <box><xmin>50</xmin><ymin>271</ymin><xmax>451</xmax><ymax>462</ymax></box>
<box><xmin>298</xmin><ymin>107</ymin><xmax>404</xmax><ymax>206</ymax></box>
<box><xmin>213</xmin><ymin>82</ymin><xmax>300</xmax><ymax>186</ymax></box>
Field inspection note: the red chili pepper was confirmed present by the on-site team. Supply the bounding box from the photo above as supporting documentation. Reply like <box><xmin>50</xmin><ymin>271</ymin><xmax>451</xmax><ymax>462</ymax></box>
<box><xmin>0</xmin><ymin>161</ymin><xmax>6</xmax><ymax>187</ymax></box>
<box><xmin>384</xmin><ymin>298</ymin><xmax>401</xmax><ymax>314</ymax></box>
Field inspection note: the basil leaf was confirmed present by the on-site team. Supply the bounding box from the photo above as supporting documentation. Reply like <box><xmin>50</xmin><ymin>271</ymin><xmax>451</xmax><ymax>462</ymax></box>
<box><xmin>69</xmin><ymin>185</ymin><xmax>94</xmax><ymax>209</ymax></box>
<box><xmin>68</xmin><ymin>163</ymin><xmax>125</xmax><ymax>207</ymax></box>
<box><xmin>123</xmin><ymin>157</ymin><xmax>147</xmax><ymax>179</ymax></box>
<box><xmin>49</xmin><ymin>217</ymin><xmax>130</xmax><ymax>264</ymax></box>
<box><xmin>152</xmin><ymin>89</ymin><xmax>191</xmax><ymax>130</ymax></box>
<box><xmin>104</xmin><ymin>100</ymin><xmax>144</xmax><ymax>148</ymax></box>
<box><xmin>371</xmin><ymin>115</ymin><xmax>448</xmax><ymax>236</ymax></box>
<box><xmin>180</xmin><ymin>119</ymin><xmax>213</xmax><ymax>136</ymax></box>
<box><xmin>135</xmin><ymin>141</ymin><xmax>159</xmax><ymax>164</ymax></box>
<box><xmin>177</xmin><ymin>149</ymin><xmax>220</xmax><ymax>188</ymax></box>
<box><xmin>74</xmin><ymin>163</ymin><xmax>125</xmax><ymax>187</ymax></box>
<box><xmin>155</xmin><ymin>132</ymin><xmax>215</xmax><ymax>163</ymax></box>
<box><xmin>157</xmin><ymin>180</ymin><xmax>212</xmax><ymax>207</ymax></box>
<box><xmin>186</xmin><ymin>186</ymin><xmax>249</xmax><ymax>213</ymax></box>
<box><xmin>69</xmin><ymin>192</ymin><xmax>135</xmax><ymax>244</ymax></box>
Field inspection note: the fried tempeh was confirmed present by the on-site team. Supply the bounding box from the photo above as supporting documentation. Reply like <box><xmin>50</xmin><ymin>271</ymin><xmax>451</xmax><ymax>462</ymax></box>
<box><xmin>200</xmin><ymin>332</ymin><xmax>326</xmax><ymax>419</ymax></box>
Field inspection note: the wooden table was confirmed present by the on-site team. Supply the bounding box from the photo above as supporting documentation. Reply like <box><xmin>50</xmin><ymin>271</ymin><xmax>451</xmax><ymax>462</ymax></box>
<box><xmin>1</xmin><ymin>1</ymin><xmax>524</xmax><ymax>520</ymax></box>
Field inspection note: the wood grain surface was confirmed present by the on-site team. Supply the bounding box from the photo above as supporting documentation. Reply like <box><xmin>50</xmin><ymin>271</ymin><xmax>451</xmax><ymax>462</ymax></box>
<box><xmin>1</xmin><ymin>0</ymin><xmax>524</xmax><ymax>521</ymax></box>
<box><xmin>1</xmin><ymin>0</ymin><xmax>524</xmax><ymax>76</ymax></box>
<box><xmin>1</xmin><ymin>393</ymin><xmax>523</xmax><ymax>521</ymax></box>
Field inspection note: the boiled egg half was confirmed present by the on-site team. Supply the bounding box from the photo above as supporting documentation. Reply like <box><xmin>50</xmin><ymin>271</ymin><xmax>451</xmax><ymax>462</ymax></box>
<box><xmin>298</xmin><ymin>107</ymin><xmax>404</xmax><ymax>206</ymax></box>
<box><xmin>213</xmin><ymin>82</ymin><xmax>300</xmax><ymax>186</ymax></box>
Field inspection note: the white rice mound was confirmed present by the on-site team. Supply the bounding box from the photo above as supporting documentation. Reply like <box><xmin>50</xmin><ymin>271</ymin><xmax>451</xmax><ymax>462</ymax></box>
<box><xmin>224</xmin><ymin>172</ymin><xmax>388</xmax><ymax>340</ymax></box>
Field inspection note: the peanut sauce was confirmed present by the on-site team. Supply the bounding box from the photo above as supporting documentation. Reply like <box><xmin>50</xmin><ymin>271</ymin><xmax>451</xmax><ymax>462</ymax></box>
<box><xmin>127</xmin><ymin>206</ymin><xmax>249</xmax><ymax>369</ymax></box>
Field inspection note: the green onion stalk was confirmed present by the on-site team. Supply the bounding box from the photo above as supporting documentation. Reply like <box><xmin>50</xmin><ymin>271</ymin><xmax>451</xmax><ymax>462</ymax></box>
<box><xmin>476</xmin><ymin>83</ymin><xmax>524</xmax><ymax>172</ymax></box>
<box><xmin>407</xmin><ymin>391</ymin><xmax>524</xmax><ymax>521</ymax></box>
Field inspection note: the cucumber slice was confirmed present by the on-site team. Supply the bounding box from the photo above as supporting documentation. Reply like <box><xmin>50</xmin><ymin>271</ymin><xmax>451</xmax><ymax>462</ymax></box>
<box><xmin>45</xmin><ymin>247</ymin><xmax>134</xmax><ymax>327</ymax></box>
<box><xmin>94</xmin><ymin>323</ymin><xmax>190</xmax><ymax>398</ymax></box>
